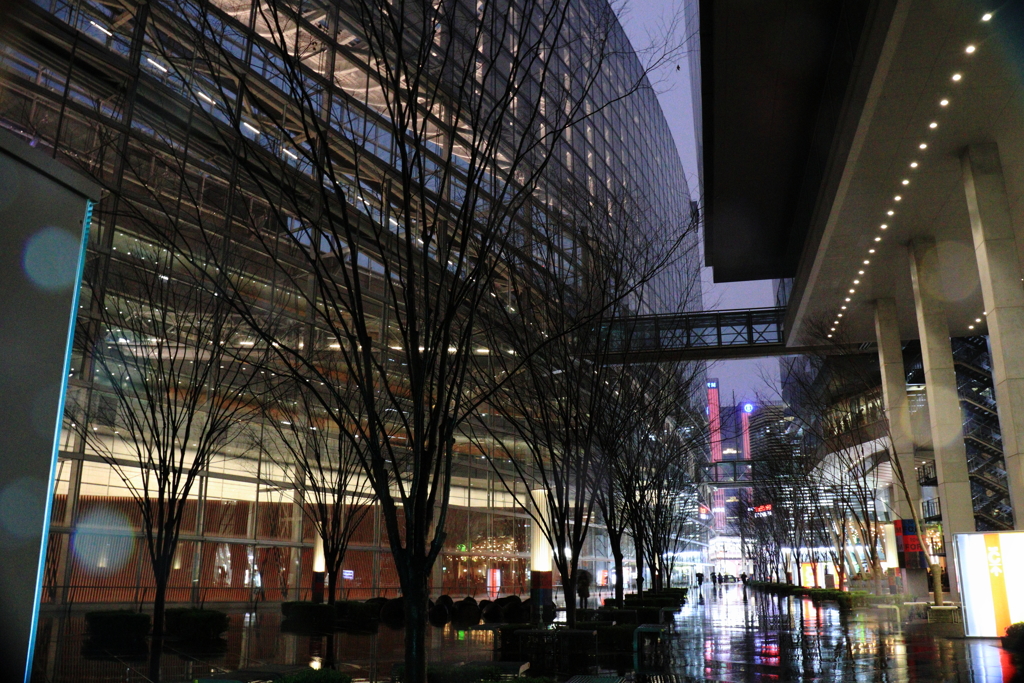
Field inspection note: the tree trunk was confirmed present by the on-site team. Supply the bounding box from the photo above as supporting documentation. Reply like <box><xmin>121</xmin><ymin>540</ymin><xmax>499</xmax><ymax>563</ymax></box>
<box><xmin>325</xmin><ymin>632</ymin><xmax>336</xmax><ymax>670</ymax></box>
<box><xmin>929</xmin><ymin>561</ymin><xmax>944</xmax><ymax>606</ymax></box>
<box><xmin>612</xmin><ymin>549</ymin><xmax>625</xmax><ymax>604</ymax></box>
<box><xmin>402</xmin><ymin>570</ymin><xmax>429</xmax><ymax>683</ymax></box>
<box><xmin>634</xmin><ymin>542</ymin><xmax>645</xmax><ymax>599</ymax></box>
<box><xmin>149</xmin><ymin>557</ymin><xmax>170</xmax><ymax>683</ymax></box>
<box><xmin>563</xmin><ymin>572</ymin><xmax>577</xmax><ymax>628</ymax></box>
<box><xmin>327</xmin><ymin>565</ymin><xmax>338</xmax><ymax>606</ymax></box>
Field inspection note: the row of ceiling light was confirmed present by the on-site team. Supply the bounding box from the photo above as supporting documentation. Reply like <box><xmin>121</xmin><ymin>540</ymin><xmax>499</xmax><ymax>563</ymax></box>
<box><xmin>827</xmin><ymin>10</ymin><xmax>995</xmax><ymax>339</ymax></box>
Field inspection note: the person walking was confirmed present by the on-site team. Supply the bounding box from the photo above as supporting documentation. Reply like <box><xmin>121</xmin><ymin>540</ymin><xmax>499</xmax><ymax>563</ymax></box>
<box><xmin>711</xmin><ymin>571</ymin><xmax>718</xmax><ymax>586</ymax></box>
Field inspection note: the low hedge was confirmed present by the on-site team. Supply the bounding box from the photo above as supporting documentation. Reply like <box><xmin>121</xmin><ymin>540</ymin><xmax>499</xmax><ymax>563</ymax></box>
<box><xmin>593</xmin><ymin>623</ymin><xmax>638</xmax><ymax>651</ymax></box>
<box><xmin>281</xmin><ymin>602</ymin><xmax>337</xmax><ymax>633</ymax></box>
<box><xmin>596</xmin><ymin>608</ymin><xmax>638</xmax><ymax>624</ymax></box>
<box><xmin>164</xmin><ymin>608</ymin><xmax>228</xmax><ymax>642</ymax></box>
<box><xmin>633</xmin><ymin>606</ymin><xmax>661</xmax><ymax>623</ymax></box>
<box><xmin>494</xmin><ymin>623</ymin><xmax>531</xmax><ymax>658</ymax></box>
<box><xmin>391</xmin><ymin>663</ymin><xmax>504</xmax><ymax>683</ymax></box>
<box><xmin>623</xmin><ymin>593</ymin><xmax>686</xmax><ymax>607</ymax></box>
<box><xmin>85</xmin><ymin>610</ymin><xmax>151</xmax><ymax>642</ymax></box>
<box><xmin>750</xmin><ymin>583</ymin><xmax>859</xmax><ymax>609</ymax></box>
<box><xmin>805</xmin><ymin>589</ymin><xmax>853</xmax><ymax>610</ymax></box>
<box><xmin>335</xmin><ymin>600</ymin><xmax>379</xmax><ymax>632</ymax></box>
<box><xmin>280</xmin><ymin>670</ymin><xmax>353</xmax><ymax>683</ymax></box>
<box><xmin>749</xmin><ymin>581</ymin><xmax>798</xmax><ymax>595</ymax></box>
<box><xmin>1004</xmin><ymin>622</ymin><xmax>1024</xmax><ymax>654</ymax></box>
<box><xmin>623</xmin><ymin>597</ymin><xmax>678</xmax><ymax>609</ymax></box>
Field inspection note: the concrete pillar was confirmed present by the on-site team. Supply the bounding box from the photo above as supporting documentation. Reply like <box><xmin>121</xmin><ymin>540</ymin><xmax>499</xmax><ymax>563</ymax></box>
<box><xmin>962</xmin><ymin>143</ymin><xmax>1024</xmax><ymax>528</ymax></box>
<box><xmin>529</xmin><ymin>490</ymin><xmax>552</xmax><ymax>623</ymax></box>
<box><xmin>874</xmin><ymin>298</ymin><xmax>920</xmax><ymax>518</ymax></box>
<box><xmin>909</xmin><ymin>239</ymin><xmax>975</xmax><ymax>594</ymax></box>
<box><xmin>530</xmin><ymin>490</ymin><xmax>552</xmax><ymax>572</ymax></box>
<box><xmin>875</xmin><ymin>298</ymin><xmax>930</xmax><ymax>598</ymax></box>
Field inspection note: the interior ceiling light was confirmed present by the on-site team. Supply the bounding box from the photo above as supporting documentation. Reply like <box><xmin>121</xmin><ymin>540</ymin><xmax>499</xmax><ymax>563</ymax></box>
<box><xmin>966</xmin><ymin>45</ymin><xmax>976</xmax><ymax>53</ymax></box>
<box><xmin>853</xmin><ymin>280</ymin><xmax>860</xmax><ymax>284</ymax></box>
<box><xmin>875</xmin><ymin>236</ymin><xmax>882</xmax><ymax>242</ymax></box>
<box><xmin>939</xmin><ymin>100</ymin><xmax>949</xmax><ymax>107</ymax></box>
<box><xmin>841</xmin><ymin>305</ymin><xmax>847</xmax><ymax>310</ymax></box>
<box><xmin>863</xmin><ymin>260</ymin><xmax>870</xmax><ymax>264</ymax></box>
<box><xmin>929</xmin><ymin>122</ymin><xmax>938</xmax><ymax>129</ymax></box>
<box><xmin>838</xmin><ymin>313</ymin><xmax>844</xmax><ymax>318</ymax></box>
<box><xmin>849</xmin><ymin>289</ymin><xmax>856</xmax><ymax>294</ymax></box>
<box><xmin>952</xmin><ymin>73</ymin><xmax>962</xmax><ymax>81</ymax></box>
<box><xmin>902</xmin><ymin>179</ymin><xmax>910</xmax><ymax>185</ymax></box>
<box><xmin>976</xmin><ymin>318</ymin><xmax>982</xmax><ymax>322</ymax></box>
<box><xmin>895</xmin><ymin>195</ymin><xmax>902</xmax><ymax>201</ymax></box>
<box><xmin>920</xmin><ymin>143</ymin><xmax>928</xmax><ymax>149</ymax></box>
<box><xmin>982</xmin><ymin>12</ymin><xmax>992</xmax><ymax>21</ymax></box>
<box><xmin>969</xmin><ymin>325</ymin><xmax>975</xmax><ymax>329</ymax></box>
<box><xmin>827</xmin><ymin>334</ymin><xmax>833</xmax><ymax>338</ymax></box>
<box><xmin>868</xmin><ymin>249</ymin><xmax>876</xmax><ymax>254</ymax></box>
<box><xmin>881</xmin><ymin>224</ymin><xmax>888</xmax><ymax>230</ymax></box>
<box><xmin>90</xmin><ymin>20</ymin><xmax>113</xmax><ymax>36</ymax></box>
<box><xmin>858</xmin><ymin>270</ymin><xmax>865</xmax><ymax>275</ymax></box>
<box><xmin>911</xmin><ymin>161</ymin><xmax>919</xmax><ymax>167</ymax></box>
<box><xmin>887</xmin><ymin>210</ymin><xmax>895</xmax><ymax>216</ymax></box>
<box><xmin>845</xmin><ymin>297</ymin><xmax>852</xmax><ymax>302</ymax></box>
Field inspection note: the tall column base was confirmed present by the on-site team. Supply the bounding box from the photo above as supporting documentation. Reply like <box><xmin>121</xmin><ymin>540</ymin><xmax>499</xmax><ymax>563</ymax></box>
<box><xmin>530</xmin><ymin>571</ymin><xmax>552</xmax><ymax>625</ymax></box>
<box><xmin>904</xmin><ymin>569</ymin><xmax>929</xmax><ymax>600</ymax></box>
<box><xmin>312</xmin><ymin>571</ymin><xmax>325</xmax><ymax>604</ymax></box>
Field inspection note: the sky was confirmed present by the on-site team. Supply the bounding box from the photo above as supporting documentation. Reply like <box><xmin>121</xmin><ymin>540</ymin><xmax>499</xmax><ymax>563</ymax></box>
<box><xmin>618</xmin><ymin>1</ymin><xmax>782</xmax><ymax>406</ymax></box>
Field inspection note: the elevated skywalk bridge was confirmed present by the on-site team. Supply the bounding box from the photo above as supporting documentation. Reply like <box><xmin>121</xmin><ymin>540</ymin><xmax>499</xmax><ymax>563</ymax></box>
<box><xmin>599</xmin><ymin>306</ymin><xmax>840</xmax><ymax>363</ymax></box>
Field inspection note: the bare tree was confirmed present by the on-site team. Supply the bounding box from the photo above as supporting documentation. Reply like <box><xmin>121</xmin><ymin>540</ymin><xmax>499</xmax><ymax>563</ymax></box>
<box><xmin>593</xmin><ymin>356</ymin><xmax>696</xmax><ymax>602</ymax></box>
<box><xmin>259</xmin><ymin>372</ymin><xmax>376</xmax><ymax>606</ymax></box>
<box><xmin>640</xmin><ymin>411</ymin><xmax>703</xmax><ymax>591</ymax></box>
<box><xmin>770</xmin><ymin>322</ymin><xmax>944</xmax><ymax>603</ymax></box>
<box><xmin>477</xmin><ymin>185</ymin><xmax>693</xmax><ymax>625</ymax></box>
<box><xmin>595</xmin><ymin>363</ymin><xmax>703</xmax><ymax>598</ymax></box>
<box><xmin>120</xmin><ymin>0</ymin><xmax>690</xmax><ymax>676</ymax></box>
<box><xmin>593</xmin><ymin>365</ymin><xmax>656</xmax><ymax>603</ymax></box>
<box><xmin>67</xmin><ymin>245</ymin><xmax>272</xmax><ymax>681</ymax></box>
<box><xmin>792</xmin><ymin>328</ymin><xmax>946</xmax><ymax>604</ymax></box>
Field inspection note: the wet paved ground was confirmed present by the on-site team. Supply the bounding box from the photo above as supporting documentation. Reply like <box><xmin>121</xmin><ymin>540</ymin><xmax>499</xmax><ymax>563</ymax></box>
<box><xmin>32</xmin><ymin>585</ymin><xmax>1024</xmax><ymax>681</ymax></box>
<box><xmin>31</xmin><ymin>609</ymin><xmax>495</xmax><ymax>682</ymax></box>
<box><xmin>674</xmin><ymin>583</ymin><xmax>1022</xmax><ymax>683</ymax></box>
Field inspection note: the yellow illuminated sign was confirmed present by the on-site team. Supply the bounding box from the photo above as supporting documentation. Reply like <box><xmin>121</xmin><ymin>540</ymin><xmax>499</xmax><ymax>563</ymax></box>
<box><xmin>954</xmin><ymin>531</ymin><xmax>1024</xmax><ymax>637</ymax></box>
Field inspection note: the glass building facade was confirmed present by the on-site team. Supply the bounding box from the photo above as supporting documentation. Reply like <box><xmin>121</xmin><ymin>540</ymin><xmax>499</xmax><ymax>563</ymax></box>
<box><xmin>0</xmin><ymin>0</ymin><xmax>699</xmax><ymax>609</ymax></box>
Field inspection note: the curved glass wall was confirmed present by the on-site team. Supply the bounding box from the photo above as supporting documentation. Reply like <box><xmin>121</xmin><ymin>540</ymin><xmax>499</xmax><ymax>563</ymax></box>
<box><xmin>0</xmin><ymin>0</ymin><xmax>699</xmax><ymax>607</ymax></box>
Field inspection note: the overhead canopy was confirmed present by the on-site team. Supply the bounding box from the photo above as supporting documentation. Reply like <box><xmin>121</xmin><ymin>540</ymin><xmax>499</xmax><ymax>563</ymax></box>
<box><xmin>699</xmin><ymin>0</ymin><xmax>899</xmax><ymax>283</ymax></box>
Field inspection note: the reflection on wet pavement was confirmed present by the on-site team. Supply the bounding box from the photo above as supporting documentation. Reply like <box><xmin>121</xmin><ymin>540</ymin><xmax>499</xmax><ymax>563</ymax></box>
<box><xmin>671</xmin><ymin>584</ymin><xmax>1022</xmax><ymax>683</ymax></box>
<box><xmin>31</xmin><ymin>609</ymin><xmax>496</xmax><ymax>682</ymax></box>
<box><xmin>31</xmin><ymin>585</ymin><xmax>1024</xmax><ymax>681</ymax></box>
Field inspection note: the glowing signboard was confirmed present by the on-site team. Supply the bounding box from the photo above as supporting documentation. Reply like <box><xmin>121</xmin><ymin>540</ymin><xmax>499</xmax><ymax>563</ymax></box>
<box><xmin>954</xmin><ymin>531</ymin><xmax>1024</xmax><ymax>637</ymax></box>
<box><xmin>894</xmin><ymin>519</ymin><xmax>927</xmax><ymax>569</ymax></box>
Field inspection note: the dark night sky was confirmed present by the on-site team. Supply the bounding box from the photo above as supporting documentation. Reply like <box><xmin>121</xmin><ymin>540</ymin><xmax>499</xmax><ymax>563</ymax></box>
<box><xmin>619</xmin><ymin>1</ymin><xmax>782</xmax><ymax>405</ymax></box>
